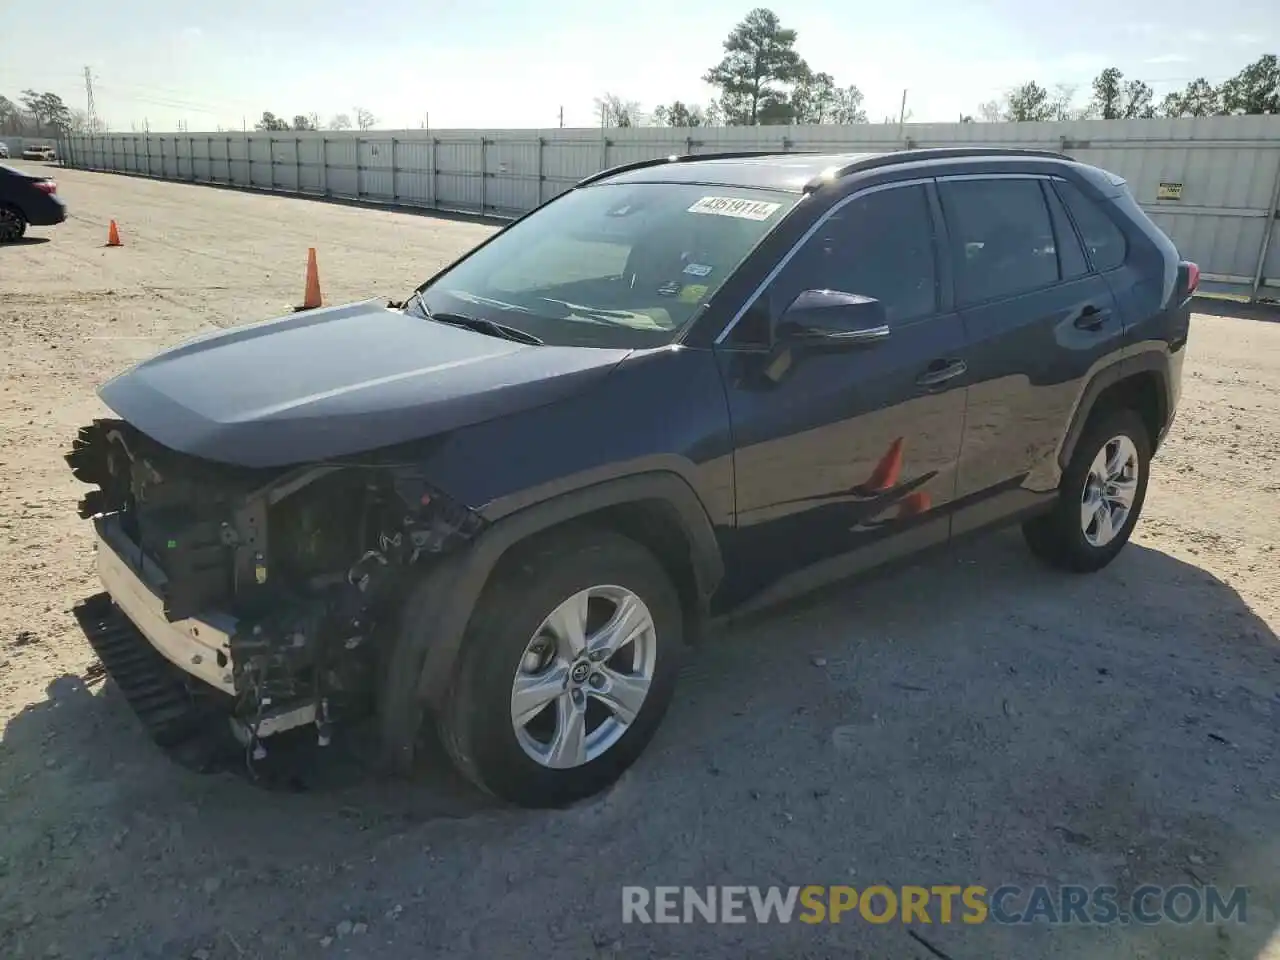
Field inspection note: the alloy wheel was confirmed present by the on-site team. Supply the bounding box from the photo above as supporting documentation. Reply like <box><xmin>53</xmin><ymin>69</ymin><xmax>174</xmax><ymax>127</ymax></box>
<box><xmin>510</xmin><ymin>585</ymin><xmax>657</xmax><ymax>769</ymax></box>
<box><xmin>1080</xmin><ymin>434</ymin><xmax>1140</xmax><ymax>547</ymax></box>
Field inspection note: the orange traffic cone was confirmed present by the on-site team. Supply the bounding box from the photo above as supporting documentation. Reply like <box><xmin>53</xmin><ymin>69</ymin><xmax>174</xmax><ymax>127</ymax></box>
<box><xmin>106</xmin><ymin>220</ymin><xmax>122</xmax><ymax>247</ymax></box>
<box><xmin>896</xmin><ymin>490</ymin><xmax>932</xmax><ymax>519</ymax></box>
<box><xmin>300</xmin><ymin>247</ymin><xmax>322</xmax><ymax>310</ymax></box>
<box><xmin>860</xmin><ymin>437</ymin><xmax>904</xmax><ymax>494</ymax></box>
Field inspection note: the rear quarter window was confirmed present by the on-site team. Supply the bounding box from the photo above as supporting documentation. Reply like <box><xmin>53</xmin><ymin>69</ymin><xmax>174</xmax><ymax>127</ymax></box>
<box><xmin>1053</xmin><ymin>180</ymin><xmax>1128</xmax><ymax>272</ymax></box>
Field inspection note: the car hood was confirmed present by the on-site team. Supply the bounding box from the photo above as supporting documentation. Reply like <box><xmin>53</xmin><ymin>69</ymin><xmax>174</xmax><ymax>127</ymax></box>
<box><xmin>99</xmin><ymin>299</ymin><xmax>630</xmax><ymax>468</ymax></box>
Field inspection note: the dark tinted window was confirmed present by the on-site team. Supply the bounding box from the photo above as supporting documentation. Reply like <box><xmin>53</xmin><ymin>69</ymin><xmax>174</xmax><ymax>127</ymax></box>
<box><xmin>779</xmin><ymin>184</ymin><xmax>938</xmax><ymax>324</ymax></box>
<box><xmin>1054</xmin><ymin>179</ymin><xmax>1127</xmax><ymax>271</ymax></box>
<box><xmin>1042</xmin><ymin>181</ymin><xmax>1089</xmax><ymax>280</ymax></box>
<box><xmin>940</xmin><ymin>178</ymin><xmax>1060</xmax><ymax>305</ymax></box>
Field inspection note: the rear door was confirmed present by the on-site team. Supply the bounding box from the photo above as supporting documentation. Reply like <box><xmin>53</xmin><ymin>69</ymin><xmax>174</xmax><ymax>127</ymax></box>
<box><xmin>938</xmin><ymin>174</ymin><xmax>1125</xmax><ymax>533</ymax></box>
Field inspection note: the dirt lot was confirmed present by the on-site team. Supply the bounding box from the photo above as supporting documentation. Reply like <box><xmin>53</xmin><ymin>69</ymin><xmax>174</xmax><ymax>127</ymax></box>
<box><xmin>1</xmin><ymin>165</ymin><xmax>1278</xmax><ymax>960</ymax></box>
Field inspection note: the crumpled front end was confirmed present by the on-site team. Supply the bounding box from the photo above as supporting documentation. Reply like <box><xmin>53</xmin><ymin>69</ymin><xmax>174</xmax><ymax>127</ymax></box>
<box><xmin>66</xmin><ymin>418</ymin><xmax>484</xmax><ymax>765</ymax></box>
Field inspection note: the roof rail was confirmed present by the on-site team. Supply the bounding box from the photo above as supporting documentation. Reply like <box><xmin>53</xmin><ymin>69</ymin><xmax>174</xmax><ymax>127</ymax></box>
<box><xmin>804</xmin><ymin>146</ymin><xmax>1068</xmax><ymax>191</ymax></box>
<box><xmin>576</xmin><ymin>150</ymin><xmax>817</xmax><ymax>188</ymax></box>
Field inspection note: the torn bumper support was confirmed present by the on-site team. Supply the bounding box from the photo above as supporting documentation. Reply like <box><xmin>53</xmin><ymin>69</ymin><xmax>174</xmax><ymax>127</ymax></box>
<box><xmin>92</xmin><ymin>514</ymin><xmax>317</xmax><ymax>740</ymax></box>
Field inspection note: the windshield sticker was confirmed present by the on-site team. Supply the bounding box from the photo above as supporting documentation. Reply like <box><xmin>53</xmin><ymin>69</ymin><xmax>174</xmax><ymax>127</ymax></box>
<box><xmin>678</xmin><ymin>284</ymin><xmax>708</xmax><ymax>304</ymax></box>
<box><xmin>687</xmin><ymin>196</ymin><xmax>782</xmax><ymax>221</ymax></box>
<box><xmin>657</xmin><ymin>280</ymin><xmax>681</xmax><ymax>297</ymax></box>
<box><xmin>682</xmin><ymin>262</ymin><xmax>713</xmax><ymax>277</ymax></box>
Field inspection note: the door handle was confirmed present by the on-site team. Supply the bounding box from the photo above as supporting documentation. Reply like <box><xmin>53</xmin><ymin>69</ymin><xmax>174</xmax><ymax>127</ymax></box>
<box><xmin>1073</xmin><ymin>305</ymin><xmax>1111</xmax><ymax>331</ymax></box>
<box><xmin>916</xmin><ymin>358</ymin><xmax>967</xmax><ymax>387</ymax></box>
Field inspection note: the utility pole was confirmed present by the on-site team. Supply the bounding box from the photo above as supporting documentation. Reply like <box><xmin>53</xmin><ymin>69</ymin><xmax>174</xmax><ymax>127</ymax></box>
<box><xmin>897</xmin><ymin>89</ymin><xmax>908</xmax><ymax>141</ymax></box>
<box><xmin>83</xmin><ymin>66</ymin><xmax>98</xmax><ymax>133</ymax></box>
<box><xmin>558</xmin><ymin>105</ymin><xmax>564</xmax><ymax>128</ymax></box>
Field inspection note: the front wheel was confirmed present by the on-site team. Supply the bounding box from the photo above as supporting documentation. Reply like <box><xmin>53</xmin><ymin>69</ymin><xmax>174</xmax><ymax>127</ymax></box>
<box><xmin>1023</xmin><ymin>408</ymin><xmax>1151</xmax><ymax>572</ymax></box>
<box><xmin>438</xmin><ymin>529</ymin><xmax>683</xmax><ymax>808</ymax></box>
<box><xmin>0</xmin><ymin>205</ymin><xmax>27</xmax><ymax>243</ymax></box>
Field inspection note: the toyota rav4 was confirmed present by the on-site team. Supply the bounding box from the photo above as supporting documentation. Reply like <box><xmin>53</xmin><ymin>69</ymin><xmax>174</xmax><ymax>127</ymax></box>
<box><xmin>67</xmin><ymin>147</ymin><xmax>1194</xmax><ymax>807</ymax></box>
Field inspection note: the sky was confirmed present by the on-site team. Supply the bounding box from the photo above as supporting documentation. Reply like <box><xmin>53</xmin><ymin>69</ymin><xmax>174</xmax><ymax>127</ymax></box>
<box><xmin>2</xmin><ymin>0</ymin><xmax>1276</xmax><ymax>132</ymax></box>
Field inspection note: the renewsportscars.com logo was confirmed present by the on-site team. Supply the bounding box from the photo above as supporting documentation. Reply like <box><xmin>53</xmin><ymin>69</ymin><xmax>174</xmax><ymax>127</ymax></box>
<box><xmin>622</xmin><ymin>885</ymin><xmax>1249</xmax><ymax>926</ymax></box>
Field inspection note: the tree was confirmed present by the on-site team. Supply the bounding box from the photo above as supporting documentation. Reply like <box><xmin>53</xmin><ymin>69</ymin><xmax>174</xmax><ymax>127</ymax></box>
<box><xmin>704</xmin><ymin>8</ymin><xmax>808</xmax><ymax>125</ymax></box>
<box><xmin>1219</xmin><ymin>54</ymin><xmax>1280</xmax><ymax>115</ymax></box>
<box><xmin>1092</xmin><ymin>67</ymin><xmax>1124</xmax><ymax>119</ymax></box>
<box><xmin>977</xmin><ymin>99</ymin><xmax>1003</xmax><ymax>122</ymax></box>
<box><xmin>792</xmin><ymin>70</ymin><xmax>837</xmax><ymax>123</ymax></box>
<box><xmin>830</xmin><ymin>84</ymin><xmax>867</xmax><ymax>124</ymax></box>
<box><xmin>354</xmin><ymin>107</ymin><xmax>377</xmax><ymax>131</ymax></box>
<box><xmin>1005</xmin><ymin>81</ymin><xmax>1053</xmax><ymax>121</ymax></box>
<box><xmin>593</xmin><ymin>93</ymin><xmax>641</xmax><ymax>128</ymax></box>
<box><xmin>20</xmin><ymin>89</ymin><xmax>45</xmax><ymax>133</ymax></box>
<box><xmin>328</xmin><ymin>113</ymin><xmax>352</xmax><ymax>130</ymax></box>
<box><xmin>0</xmin><ymin>95</ymin><xmax>21</xmax><ymax>134</ymax></box>
<box><xmin>652</xmin><ymin>101</ymin><xmax>703</xmax><ymax>127</ymax></box>
<box><xmin>292</xmin><ymin>114</ymin><xmax>317</xmax><ymax>131</ymax></box>
<box><xmin>1122</xmin><ymin>79</ymin><xmax>1155</xmax><ymax>118</ymax></box>
<box><xmin>1049</xmin><ymin>83</ymin><xmax>1080</xmax><ymax>121</ymax></box>
<box><xmin>39</xmin><ymin>93</ymin><xmax>72</xmax><ymax>134</ymax></box>
<box><xmin>703</xmin><ymin>100</ymin><xmax>723</xmax><ymax>127</ymax></box>
<box><xmin>1160</xmin><ymin>78</ymin><xmax>1223</xmax><ymax>118</ymax></box>
<box><xmin>254</xmin><ymin>111</ymin><xmax>290</xmax><ymax>131</ymax></box>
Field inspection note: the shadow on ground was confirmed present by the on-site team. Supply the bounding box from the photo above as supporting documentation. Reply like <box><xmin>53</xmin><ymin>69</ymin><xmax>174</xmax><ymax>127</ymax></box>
<box><xmin>1193</xmin><ymin>295</ymin><xmax>1280</xmax><ymax>323</ymax></box>
<box><xmin>2</xmin><ymin>531</ymin><xmax>1277</xmax><ymax>959</ymax></box>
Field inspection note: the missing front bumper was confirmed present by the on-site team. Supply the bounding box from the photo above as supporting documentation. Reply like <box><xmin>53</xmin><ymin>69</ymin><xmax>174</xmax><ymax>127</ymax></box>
<box><xmin>92</xmin><ymin>514</ymin><xmax>317</xmax><ymax>740</ymax></box>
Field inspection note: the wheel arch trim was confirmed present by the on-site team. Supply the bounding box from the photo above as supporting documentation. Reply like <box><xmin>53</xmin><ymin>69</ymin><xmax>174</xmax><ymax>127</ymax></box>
<box><xmin>1058</xmin><ymin>349</ymin><xmax>1171</xmax><ymax>471</ymax></box>
<box><xmin>383</xmin><ymin>471</ymin><xmax>723</xmax><ymax>750</ymax></box>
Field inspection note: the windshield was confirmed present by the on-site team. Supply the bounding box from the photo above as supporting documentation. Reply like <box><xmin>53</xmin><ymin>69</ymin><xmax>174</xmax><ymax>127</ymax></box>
<box><xmin>412</xmin><ymin>182</ymin><xmax>798</xmax><ymax>348</ymax></box>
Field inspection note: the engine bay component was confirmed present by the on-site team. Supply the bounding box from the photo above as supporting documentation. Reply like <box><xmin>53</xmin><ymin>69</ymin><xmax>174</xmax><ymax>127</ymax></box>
<box><xmin>66</xmin><ymin>418</ymin><xmax>486</xmax><ymax>760</ymax></box>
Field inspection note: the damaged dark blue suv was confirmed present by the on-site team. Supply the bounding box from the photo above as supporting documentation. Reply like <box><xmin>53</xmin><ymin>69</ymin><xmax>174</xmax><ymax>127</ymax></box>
<box><xmin>68</xmin><ymin>147</ymin><xmax>1195</xmax><ymax>807</ymax></box>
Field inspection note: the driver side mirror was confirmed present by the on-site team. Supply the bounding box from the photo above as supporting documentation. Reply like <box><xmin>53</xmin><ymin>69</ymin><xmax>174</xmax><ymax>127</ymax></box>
<box><xmin>774</xmin><ymin>289</ymin><xmax>890</xmax><ymax>348</ymax></box>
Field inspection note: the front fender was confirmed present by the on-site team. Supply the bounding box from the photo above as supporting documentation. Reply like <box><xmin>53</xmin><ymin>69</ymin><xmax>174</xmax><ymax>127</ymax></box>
<box><xmin>377</xmin><ymin>471</ymin><xmax>723</xmax><ymax>772</ymax></box>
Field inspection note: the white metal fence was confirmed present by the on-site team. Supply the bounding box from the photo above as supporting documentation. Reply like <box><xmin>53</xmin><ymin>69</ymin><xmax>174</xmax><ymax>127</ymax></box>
<box><xmin>61</xmin><ymin>116</ymin><xmax>1280</xmax><ymax>300</ymax></box>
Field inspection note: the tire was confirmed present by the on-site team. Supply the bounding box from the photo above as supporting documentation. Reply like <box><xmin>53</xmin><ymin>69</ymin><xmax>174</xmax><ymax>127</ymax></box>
<box><xmin>1023</xmin><ymin>407</ymin><xmax>1151</xmax><ymax>573</ymax></box>
<box><xmin>438</xmin><ymin>528</ymin><xmax>683</xmax><ymax>808</ymax></box>
<box><xmin>0</xmin><ymin>205</ymin><xmax>27</xmax><ymax>243</ymax></box>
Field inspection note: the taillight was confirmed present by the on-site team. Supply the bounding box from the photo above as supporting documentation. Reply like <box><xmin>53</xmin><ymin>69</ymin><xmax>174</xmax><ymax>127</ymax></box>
<box><xmin>34</xmin><ymin>180</ymin><xmax>57</xmax><ymax>195</ymax></box>
<box><xmin>1177</xmin><ymin>260</ymin><xmax>1199</xmax><ymax>300</ymax></box>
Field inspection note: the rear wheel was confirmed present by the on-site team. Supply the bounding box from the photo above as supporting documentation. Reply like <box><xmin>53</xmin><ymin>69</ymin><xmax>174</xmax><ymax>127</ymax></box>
<box><xmin>1023</xmin><ymin>408</ymin><xmax>1151</xmax><ymax>572</ymax></box>
<box><xmin>438</xmin><ymin>528</ymin><xmax>682</xmax><ymax>808</ymax></box>
<box><xmin>0</xmin><ymin>205</ymin><xmax>27</xmax><ymax>243</ymax></box>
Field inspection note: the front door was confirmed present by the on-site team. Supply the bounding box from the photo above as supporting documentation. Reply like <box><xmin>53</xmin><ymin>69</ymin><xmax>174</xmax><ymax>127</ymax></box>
<box><xmin>713</xmin><ymin>181</ymin><xmax>970</xmax><ymax>609</ymax></box>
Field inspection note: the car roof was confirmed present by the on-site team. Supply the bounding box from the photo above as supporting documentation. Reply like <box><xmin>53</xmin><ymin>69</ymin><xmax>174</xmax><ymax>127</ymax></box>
<box><xmin>600</xmin><ymin>153</ymin><xmax>883</xmax><ymax>192</ymax></box>
<box><xmin>589</xmin><ymin>147</ymin><xmax>1085</xmax><ymax>194</ymax></box>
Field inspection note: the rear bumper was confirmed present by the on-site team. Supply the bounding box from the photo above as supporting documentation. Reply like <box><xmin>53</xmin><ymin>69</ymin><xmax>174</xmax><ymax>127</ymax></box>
<box><xmin>27</xmin><ymin>196</ymin><xmax>66</xmax><ymax>226</ymax></box>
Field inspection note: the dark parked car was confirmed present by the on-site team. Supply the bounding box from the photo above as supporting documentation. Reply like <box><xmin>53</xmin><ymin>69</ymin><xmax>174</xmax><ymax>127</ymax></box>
<box><xmin>0</xmin><ymin>163</ymin><xmax>66</xmax><ymax>241</ymax></box>
<box><xmin>68</xmin><ymin>148</ymin><xmax>1194</xmax><ymax>807</ymax></box>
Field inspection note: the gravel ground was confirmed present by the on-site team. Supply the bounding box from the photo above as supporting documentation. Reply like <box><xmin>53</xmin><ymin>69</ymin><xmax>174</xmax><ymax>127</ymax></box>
<box><xmin>1</xmin><ymin>165</ymin><xmax>1278</xmax><ymax>960</ymax></box>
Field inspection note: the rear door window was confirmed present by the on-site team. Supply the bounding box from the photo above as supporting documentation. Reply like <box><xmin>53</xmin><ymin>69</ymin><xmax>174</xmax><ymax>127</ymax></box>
<box><xmin>1053</xmin><ymin>180</ymin><xmax>1127</xmax><ymax>271</ymax></box>
<box><xmin>1042</xmin><ymin>181</ymin><xmax>1090</xmax><ymax>280</ymax></box>
<box><xmin>939</xmin><ymin>178</ymin><xmax>1060</xmax><ymax>306</ymax></box>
